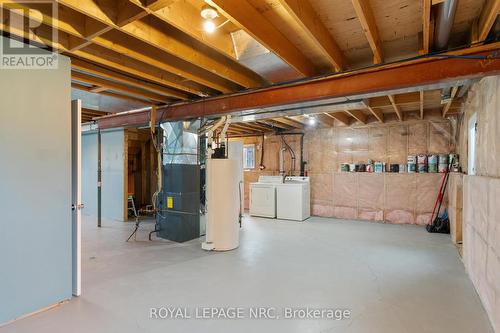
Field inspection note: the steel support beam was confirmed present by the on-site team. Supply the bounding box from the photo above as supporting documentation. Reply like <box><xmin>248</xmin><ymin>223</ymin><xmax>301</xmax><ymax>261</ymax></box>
<box><xmin>99</xmin><ymin>44</ymin><xmax>500</xmax><ymax>129</ymax></box>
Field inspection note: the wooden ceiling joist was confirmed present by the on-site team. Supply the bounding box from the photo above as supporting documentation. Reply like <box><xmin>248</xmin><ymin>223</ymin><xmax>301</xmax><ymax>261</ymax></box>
<box><xmin>422</xmin><ymin>0</ymin><xmax>432</xmax><ymax>54</ymax></box>
<box><xmin>71</xmin><ymin>59</ymin><xmax>186</xmax><ymax>99</ymax></box>
<box><xmin>57</xmin><ymin>0</ymin><xmax>265</xmax><ymax>89</ymax></box>
<box><xmin>324</xmin><ymin>112</ymin><xmax>350</xmax><ymax>126</ymax></box>
<box><xmin>207</xmin><ymin>0</ymin><xmax>317</xmax><ymax>77</ymax></box>
<box><xmin>351</xmin><ymin>0</ymin><xmax>383</xmax><ymax>64</ymax></box>
<box><xmin>274</xmin><ymin>117</ymin><xmax>304</xmax><ymax>129</ymax></box>
<box><xmin>72</xmin><ymin>71</ymin><xmax>172</xmax><ymax>103</ymax></box>
<box><xmin>72</xmin><ymin>82</ymin><xmax>151</xmax><ymax>105</ymax></box>
<box><xmin>279</xmin><ymin>0</ymin><xmax>345</xmax><ymax>71</ymax></box>
<box><xmin>0</xmin><ymin>8</ymin><xmax>202</xmax><ymax>99</ymax></box>
<box><xmin>442</xmin><ymin>86</ymin><xmax>459</xmax><ymax>117</ymax></box>
<box><xmin>366</xmin><ymin>103</ymin><xmax>384</xmax><ymax>123</ymax></box>
<box><xmin>344</xmin><ymin>109</ymin><xmax>367</xmax><ymax>124</ymax></box>
<box><xmin>387</xmin><ymin>95</ymin><xmax>403</xmax><ymax>121</ymax></box>
<box><xmin>474</xmin><ymin>0</ymin><xmax>500</xmax><ymax>43</ymax></box>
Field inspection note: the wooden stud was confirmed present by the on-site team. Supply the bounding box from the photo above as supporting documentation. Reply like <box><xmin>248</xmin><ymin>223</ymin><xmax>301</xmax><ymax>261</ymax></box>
<box><xmin>366</xmin><ymin>102</ymin><xmax>384</xmax><ymax>123</ymax></box>
<box><xmin>274</xmin><ymin>117</ymin><xmax>304</xmax><ymax>129</ymax></box>
<box><xmin>208</xmin><ymin>0</ymin><xmax>316</xmax><ymax>77</ymax></box>
<box><xmin>279</xmin><ymin>0</ymin><xmax>345</xmax><ymax>71</ymax></box>
<box><xmin>420</xmin><ymin>90</ymin><xmax>425</xmax><ymax>119</ymax></box>
<box><xmin>71</xmin><ymin>82</ymin><xmax>152</xmax><ymax>104</ymax></box>
<box><xmin>387</xmin><ymin>95</ymin><xmax>403</xmax><ymax>121</ymax></box>
<box><xmin>351</xmin><ymin>0</ymin><xmax>383</xmax><ymax>64</ymax></box>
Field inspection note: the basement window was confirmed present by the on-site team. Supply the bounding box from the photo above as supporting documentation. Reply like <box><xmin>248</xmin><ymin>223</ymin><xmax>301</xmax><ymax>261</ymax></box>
<box><xmin>243</xmin><ymin>144</ymin><xmax>255</xmax><ymax>170</ymax></box>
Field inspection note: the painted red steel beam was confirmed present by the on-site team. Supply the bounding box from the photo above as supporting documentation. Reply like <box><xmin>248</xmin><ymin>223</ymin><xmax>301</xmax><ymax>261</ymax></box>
<box><xmin>98</xmin><ymin>43</ymin><xmax>500</xmax><ymax>129</ymax></box>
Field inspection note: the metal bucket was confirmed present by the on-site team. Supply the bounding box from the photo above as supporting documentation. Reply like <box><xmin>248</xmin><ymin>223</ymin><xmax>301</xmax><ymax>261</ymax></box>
<box><xmin>438</xmin><ymin>154</ymin><xmax>449</xmax><ymax>165</ymax></box>
<box><xmin>428</xmin><ymin>154</ymin><xmax>438</xmax><ymax>164</ymax></box>
<box><xmin>417</xmin><ymin>163</ymin><xmax>428</xmax><ymax>173</ymax></box>
<box><xmin>438</xmin><ymin>163</ymin><xmax>448</xmax><ymax>173</ymax></box>
<box><xmin>417</xmin><ymin>154</ymin><xmax>428</xmax><ymax>164</ymax></box>
<box><xmin>407</xmin><ymin>155</ymin><xmax>417</xmax><ymax>164</ymax></box>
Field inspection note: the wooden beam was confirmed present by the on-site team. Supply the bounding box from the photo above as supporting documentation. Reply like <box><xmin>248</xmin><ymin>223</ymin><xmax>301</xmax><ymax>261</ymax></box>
<box><xmin>207</xmin><ymin>0</ymin><xmax>316</xmax><ymax>77</ymax></box>
<box><xmin>388</xmin><ymin>95</ymin><xmax>403</xmax><ymax>121</ymax></box>
<box><xmin>344</xmin><ymin>109</ymin><xmax>367</xmax><ymax>124</ymax></box>
<box><xmin>72</xmin><ymin>71</ymin><xmax>173</xmax><ymax>103</ymax></box>
<box><xmin>140</xmin><ymin>0</ymin><xmax>177</xmax><ymax>12</ymax></box>
<box><xmin>442</xmin><ymin>86</ymin><xmax>459</xmax><ymax>117</ymax></box>
<box><xmin>58</xmin><ymin>0</ymin><xmax>265</xmax><ymax>89</ymax></box>
<box><xmin>97</xmin><ymin>44</ymin><xmax>500</xmax><ymax>128</ymax></box>
<box><xmin>90</xmin><ymin>86</ymin><xmax>109</xmax><ymax>93</ymax></box>
<box><xmin>475</xmin><ymin>0</ymin><xmax>500</xmax><ymax>43</ymax></box>
<box><xmin>279</xmin><ymin>0</ymin><xmax>345</xmax><ymax>71</ymax></box>
<box><xmin>420</xmin><ymin>90</ymin><xmax>425</xmax><ymax>119</ymax></box>
<box><xmin>71</xmin><ymin>59</ymin><xmax>187</xmax><ymax>99</ymax></box>
<box><xmin>422</xmin><ymin>0</ymin><xmax>432</xmax><ymax>54</ymax></box>
<box><xmin>149</xmin><ymin>1</ymin><xmax>237</xmax><ymax>58</ymax></box>
<box><xmin>351</xmin><ymin>0</ymin><xmax>383</xmax><ymax>64</ymax></box>
<box><xmin>274</xmin><ymin>117</ymin><xmax>304</xmax><ymax>129</ymax></box>
<box><xmin>324</xmin><ymin>112</ymin><xmax>350</xmax><ymax>126</ymax></box>
<box><xmin>0</xmin><ymin>7</ymin><xmax>203</xmax><ymax>98</ymax></box>
<box><xmin>71</xmin><ymin>83</ymin><xmax>152</xmax><ymax>105</ymax></box>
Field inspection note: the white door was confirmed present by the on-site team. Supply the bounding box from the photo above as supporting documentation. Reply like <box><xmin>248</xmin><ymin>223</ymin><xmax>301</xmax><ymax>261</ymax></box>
<box><xmin>71</xmin><ymin>100</ymin><xmax>82</xmax><ymax>296</ymax></box>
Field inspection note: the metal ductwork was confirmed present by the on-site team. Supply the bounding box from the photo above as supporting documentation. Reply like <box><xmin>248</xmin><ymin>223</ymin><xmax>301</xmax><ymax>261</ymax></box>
<box><xmin>434</xmin><ymin>0</ymin><xmax>459</xmax><ymax>51</ymax></box>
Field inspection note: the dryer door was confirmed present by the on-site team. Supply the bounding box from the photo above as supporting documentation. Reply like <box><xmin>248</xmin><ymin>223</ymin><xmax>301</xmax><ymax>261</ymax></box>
<box><xmin>249</xmin><ymin>184</ymin><xmax>276</xmax><ymax>218</ymax></box>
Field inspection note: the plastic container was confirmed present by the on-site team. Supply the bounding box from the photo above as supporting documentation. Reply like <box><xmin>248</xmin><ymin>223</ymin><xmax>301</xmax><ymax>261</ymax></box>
<box><xmin>407</xmin><ymin>163</ymin><xmax>416</xmax><ymax>173</ymax></box>
<box><xmin>374</xmin><ymin>162</ymin><xmax>383</xmax><ymax>173</ymax></box>
<box><xmin>341</xmin><ymin>163</ymin><xmax>350</xmax><ymax>172</ymax></box>
<box><xmin>417</xmin><ymin>154</ymin><xmax>428</xmax><ymax>164</ymax></box>
<box><xmin>417</xmin><ymin>164</ymin><xmax>428</xmax><ymax>173</ymax></box>
<box><xmin>428</xmin><ymin>163</ymin><xmax>438</xmax><ymax>173</ymax></box>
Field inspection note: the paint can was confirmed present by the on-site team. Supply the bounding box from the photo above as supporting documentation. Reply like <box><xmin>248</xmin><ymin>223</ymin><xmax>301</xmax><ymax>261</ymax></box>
<box><xmin>428</xmin><ymin>163</ymin><xmax>438</xmax><ymax>173</ymax></box>
<box><xmin>407</xmin><ymin>155</ymin><xmax>417</xmax><ymax>164</ymax></box>
<box><xmin>374</xmin><ymin>162</ymin><xmax>383</xmax><ymax>173</ymax></box>
<box><xmin>358</xmin><ymin>164</ymin><xmax>366</xmax><ymax>172</ymax></box>
<box><xmin>438</xmin><ymin>163</ymin><xmax>448</xmax><ymax>173</ymax></box>
<box><xmin>366</xmin><ymin>164</ymin><xmax>373</xmax><ymax>173</ymax></box>
<box><xmin>341</xmin><ymin>163</ymin><xmax>350</xmax><ymax>172</ymax></box>
<box><xmin>428</xmin><ymin>154</ymin><xmax>438</xmax><ymax>165</ymax></box>
<box><xmin>417</xmin><ymin>164</ymin><xmax>428</xmax><ymax>173</ymax></box>
<box><xmin>390</xmin><ymin>164</ymin><xmax>399</xmax><ymax>173</ymax></box>
<box><xmin>449</xmin><ymin>153</ymin><xmax>458</xmax><ymax>165</ymax></box>
<box><xmin>349</xmin><ymin>164</ymin><xmax>356</xmax><ymax>172</ymax></box>
<box><xmin>399</xmin><ymin>164</ymin><xmax>406</xmax><ymax>173</ymax></box>
<box><xmin>417</xmin><ymin>154</ymin><xmax>428</xmax><ymax>164</ymax></box>
<box><xmin>438</xmin><ymin>154</ymin><xmax>449</xmax><ymax>165</ymax></box>
<box><xmin>407</xmin><ymin>163</ymin><xmax>416</xmax><ymax>173</ymax></box>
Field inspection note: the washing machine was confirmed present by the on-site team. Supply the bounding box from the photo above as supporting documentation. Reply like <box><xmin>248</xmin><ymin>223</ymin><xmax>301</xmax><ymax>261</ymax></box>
<box><xmin>276</xmin><ymin>176</ymin><xmax>310</xmax><ymax>221</ymax></box>
<box><xmin>249</xmin><ymin>176</ymin><xmax>283</xmax><ymax>218</ymax></box>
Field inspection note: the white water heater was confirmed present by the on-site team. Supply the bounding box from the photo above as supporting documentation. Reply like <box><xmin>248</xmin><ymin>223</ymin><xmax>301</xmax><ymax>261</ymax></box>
<box><xmin>202</xmin><ymin>158</ymin><xmax>240</xmax><ymax>251</ymax></box>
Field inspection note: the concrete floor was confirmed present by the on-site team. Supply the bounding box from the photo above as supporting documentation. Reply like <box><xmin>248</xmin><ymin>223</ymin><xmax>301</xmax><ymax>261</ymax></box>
<box><xmin>1</xmin><ymin>215</ymin><xmax>493</xmax><ymax>333</ymax></box>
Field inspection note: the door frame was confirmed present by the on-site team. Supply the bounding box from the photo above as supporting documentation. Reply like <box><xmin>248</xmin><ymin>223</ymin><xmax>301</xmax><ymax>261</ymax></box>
<box><xmin>71</xmin><ymin>99</ymin><xmax>82</xmax><ymax>296</ymax></box>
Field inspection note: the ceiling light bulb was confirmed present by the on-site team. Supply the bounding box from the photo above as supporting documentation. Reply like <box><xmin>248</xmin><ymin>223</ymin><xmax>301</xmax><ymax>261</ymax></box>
<box><xmin>308</xmin><ymin>117</ymin><xmax>316</xmax><ymax>125</ymax></box>
<box><xmin>203</xmin><ymin>19</ymin><xmax>216</xmax><ymax>33</ymax></box>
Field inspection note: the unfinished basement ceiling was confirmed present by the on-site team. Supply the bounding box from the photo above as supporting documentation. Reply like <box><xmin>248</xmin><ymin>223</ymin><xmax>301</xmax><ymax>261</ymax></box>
<box><xmin>0</xmin><ymin>0</ymin><xmax>496</xmax><ymax>116</ymax></box>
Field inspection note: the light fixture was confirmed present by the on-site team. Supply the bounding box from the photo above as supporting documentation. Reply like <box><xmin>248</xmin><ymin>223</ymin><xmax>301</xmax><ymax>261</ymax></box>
<box><xmin>201</xmin><ymin>5</ymin><xmax>219</xmax><ymax>20</ymax></box>
<box><xmin>203</xmin><ymin>19</ymin><xmax>216</xmax><ymax>33</ymax></box>
<box><xmin>307</xmin><ymin>116</ymin><xmax>316</xmax><ymax>126</ymax></box>
<box><xmin>201</xmin><ymin>4</ymin><xmax>219</xmax><ymax>33</ymax></box>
